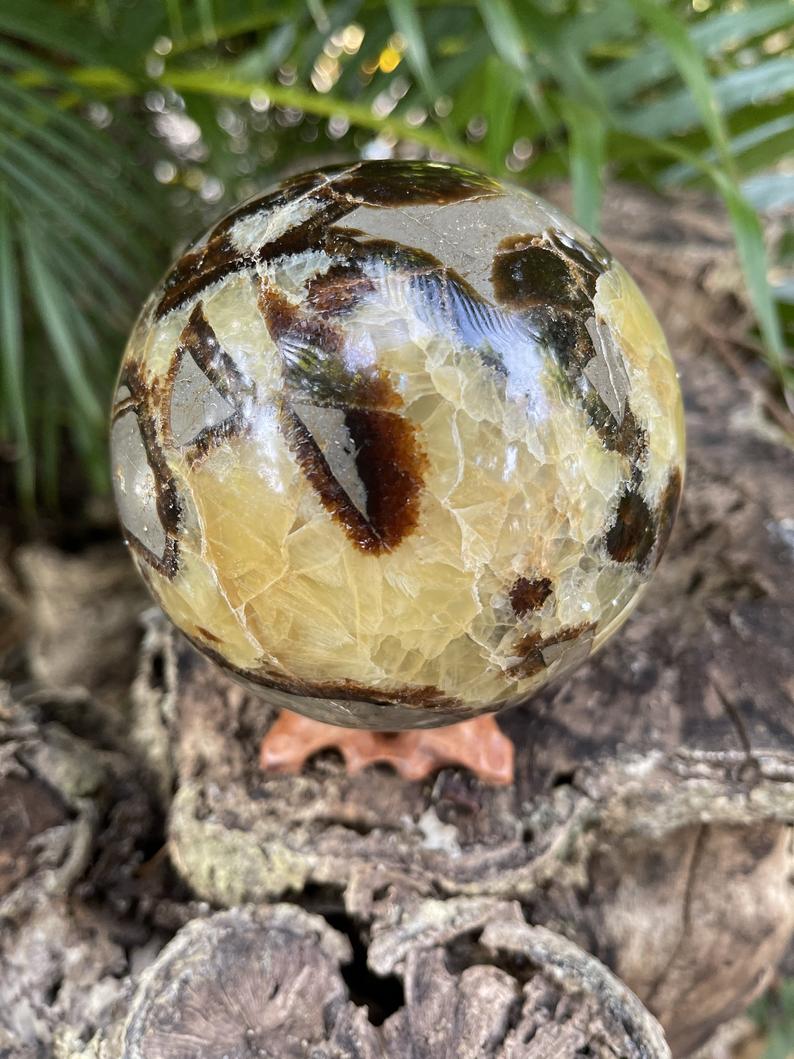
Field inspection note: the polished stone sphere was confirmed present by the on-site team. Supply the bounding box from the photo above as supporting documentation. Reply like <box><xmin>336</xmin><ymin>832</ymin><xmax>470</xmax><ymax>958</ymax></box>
<box><xmin>110</xmin><ymin>161</ymin><xmax>685</xmax><ymax>728</ymax></box>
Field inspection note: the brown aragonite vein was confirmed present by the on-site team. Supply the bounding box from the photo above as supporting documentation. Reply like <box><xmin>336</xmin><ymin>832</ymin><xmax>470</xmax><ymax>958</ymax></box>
<box><xmin>195</xmin><ymin>625</ymin><xmax>223</xmax><ymax>644</ymax></box>
<box><xmin>492</xmin><ymin>236</ymin><xmax>590</xmax><ymax>312</ymax></box>
<box><xmin>185</xmin><ymin>633</ymin><xmax>462</xmax><ymax>710</ymax></box>
<box><xmin>509</xmin><ymin>622</ymin><xmax>596</xmax><ymax>679</ymax></box>
<box><xmin>281</xmin><ymin>406</ymin><xmax>381</xmax><ymax>552</ymax></box>
<box><xmin>162</xmin><ymin>303</ymin><xmax>253</xmax><ymax>468</ymax></box>
<box><xmin>154</xmin><ymin>183</ymin><xmax>352</xmax><ymax>320</ymax></box>
<box><xmin>325</xmin><ymin>231</ymin><xmax>530</xmax><ymax>382</ymax></box>
<box><xmin>342</xmin><ymin>406</ymin><xmax>426</xmax><ymax>551</ymax></box>
<box><xmin>606</xmin><ymin>487</ymin><xmax>657</xmax><ymax>567</ymax></box>
<box><xmin>154</xmin><ymin>236</ymin><xmax>251</xmax><ymax>320</ymax></box>
<box><xmin>256</xmin><ymin>280</ymin><xmax>400</xmax><ymax>411</ymax></box>
<box><xmin>545</xmin><ymin>228</ymin><xmax>611</xmax><ymax>296</ymax></box>
<box><xmin>492</xmin><ymin>231</ymin><xmax>646</xmax><ymax>469</ymax></box>
<box><xmin>113</xmin><ymin>363</ymin><xmax>181</xmax><ymax>579</ymax></box>
<box><xmin>509</xmin><ymin>576</ymin><xmax>553</xmax><ymax>619</ymax></box>
<box><xmin>154</xmin><ymin>166</ymin><xmax>348</xmax><ymax>318</ymax></box>
<box><xmin>532</xmin><ymin>306</ymin><xmax>648</xmax><ymax>464</ymax></box>
<box><xmin>281</xmin><ymin>402</ymin><xmax>426</xmax><ymax>554</ymax></box>
<box><xmin>257</xmin><ymin>276</ymin><xmax>427</xmax><ymax>553</ymax></box>
<box><xmin>110</xmin><ymin>393</ymin><xmax>136</xmax><ymax>422</ymax></box>
<box><xmin>174</xmin><ymin>302</ymin><xmax>252</xmax><ymax>399</ymax></box>
<box><xmin>305</xmin><ymin>262</ymin><xmax>376</xmax><ymax>316</ymax></box>
<box><xmin>653</xmin><ymin>466</ymin><xmax>684</xmax><ymax>566</ymax></box>
<box><xmin>491</xmin><ymin>229</ymin><xmax>609</xmax><ymax>313</ymax></box>
<box><xmin>154</xmin><ymin>161</ymin><xmax>503</xmax><ymax>319</ymax></box>
<box><xmin>264</xmin><ymin>674</ymin><xmax>460</xmax><ymax>711</ymax></box>
<box><xmin>256</xmin><ymin>279</ymin><xmax>344</xmax><ymax>361</ymax></box>
<box><xmin>328</xmin><ymin>159</ymin><xmax>503</xmax><ymax>208</ymax></box>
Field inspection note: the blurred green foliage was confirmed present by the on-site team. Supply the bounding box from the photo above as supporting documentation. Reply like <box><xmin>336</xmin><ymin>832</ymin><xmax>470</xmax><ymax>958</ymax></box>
<box><xmin>753</xmin><ymin>979</ymin><xmax>794</xmax><ymax>1059</ymax></box>
<box><xmin>0</xmin><ymin>0</ymin><xmax>792</xmax><ymax>509</ymax></box>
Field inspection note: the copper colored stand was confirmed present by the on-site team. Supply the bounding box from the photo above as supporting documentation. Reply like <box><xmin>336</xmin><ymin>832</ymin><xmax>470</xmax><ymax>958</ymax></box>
<box><xmin>259</xmin><ymin>711</ymin><xmax>515</xmax><ymax>785</ymax></box>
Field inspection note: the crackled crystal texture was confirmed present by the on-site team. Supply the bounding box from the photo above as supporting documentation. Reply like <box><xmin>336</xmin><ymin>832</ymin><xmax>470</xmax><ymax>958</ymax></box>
<box><xmin>111</xmin><ymin>161</ymin><xmax>685</xmax><ymax>729</ymax></box>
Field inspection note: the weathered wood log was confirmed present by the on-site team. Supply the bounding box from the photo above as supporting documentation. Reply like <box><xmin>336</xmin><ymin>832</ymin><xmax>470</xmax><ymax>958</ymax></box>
<box><xmin>0</xmin><ymin>186</ymin><xmax>791</xmax><ymax>1059</ymax></box>
<box><xmin>18</xmin><ymin>541</ymin><xmax>148</xmax><ymax>715</ymax></box>
<box><xmin>0</xmin><ymin>694</ymin><xmax>103</xmax><ymax>921</ymax></box>
<box><xmin>129</xmin><ymin>186</ymin><xmax>794</xmax><ymax>1058</ymax></box>
<box><xmin>0</xmin><ymin>694</ymin><xmax>124</xmax><ymax>1056</ymax></box>
<box><xmin>0</xmin><ymin>562</ymin><xmax>168</xmax><ymax>1058</ymax></box>
<box><xmin>59</xmin><ymin>902</ymin><xmax>669</xmax><ymax>1058</ymax></box>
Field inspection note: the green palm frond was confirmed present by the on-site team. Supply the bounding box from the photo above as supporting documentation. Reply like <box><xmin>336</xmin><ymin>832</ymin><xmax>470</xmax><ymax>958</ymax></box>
<box><xmin>0</xmin><ymin>22</ymin><xmax>169</xmax><ymax>507</ymax></box>
<box><xmin>0</xmin><ymin>0</ymin><xmax>791</xmax><ymax>512</ymax></box>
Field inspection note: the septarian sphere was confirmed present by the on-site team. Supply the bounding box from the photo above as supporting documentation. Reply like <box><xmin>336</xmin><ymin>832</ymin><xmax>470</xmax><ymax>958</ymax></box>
<box><xmin>111</xmin><ymin>161</ymin><xmax>685</xmax><ymax>729</ymax></box>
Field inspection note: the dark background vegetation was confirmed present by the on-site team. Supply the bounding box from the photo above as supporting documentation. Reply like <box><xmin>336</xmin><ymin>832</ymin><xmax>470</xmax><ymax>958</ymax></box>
<box><xmin>0</xmin><ymin>0</ymin><xmax>792</xmax><ymax>521</ymax></box>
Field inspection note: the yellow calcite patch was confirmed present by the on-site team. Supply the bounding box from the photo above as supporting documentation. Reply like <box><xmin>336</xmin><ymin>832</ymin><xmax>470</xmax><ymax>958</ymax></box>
<box><xmin>110</xmin><ymin>162</ymin><xmax>685</xmax><ymax>728</ymax></box>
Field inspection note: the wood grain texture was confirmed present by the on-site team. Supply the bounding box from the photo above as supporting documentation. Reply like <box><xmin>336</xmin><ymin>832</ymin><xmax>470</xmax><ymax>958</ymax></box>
<box><xmin>0</xmin><ymin>185</ymin><xmax>791</xmax><ymax>1059</ymax></box>
<box><xmin>70</xmin><ymin>903</ymin><xmax>669</xmax><ymax>1059</ymax></box>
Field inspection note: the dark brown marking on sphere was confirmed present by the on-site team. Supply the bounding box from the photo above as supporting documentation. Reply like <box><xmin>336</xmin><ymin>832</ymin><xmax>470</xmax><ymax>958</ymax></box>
<box><xmin>510</xmin><ymin>622</ymin><xmax>596</xmax><ymax>678</ymax></box>
<box><xmin>492</xmin><ymin>237</ymin><xmax>589</xmax><ymax>312</ymax></box>
<box><xmin>185</xmin><ymin>633</ymin><xmax>462</xmax><ymax>711</ymax></box>
<box><xmin>258</xmin><ymin>201</ymin><xmax>355</xmax><ymax>264</ymax></box>
<box><xmin>110</xmin><ymin>392</ymin><xmax>136</xmax><ymax>422</ymax></box>
<box><xmin>186</xmin><ymin>416</ymin><xmax>247</xmax><ymax>469</ymax></box>
<box><xmin>281</xmin><ymin>406</ymin><xmax>376</xmax><ymax>546</ymax></box>
<box><xmin>606</xmin><ymin>487</ymin><xmax>657</xmax><ymax>566</ymax></box>
<box><xmin>155</xmin><ymin>236</ymin><xmax>250</xmax><ymax>320</ymax></box>
<box><xmin>116</xmin><ymin>364</ymin><xmax>181</xmax><ymax>578</ymax></box>
<box><xmin>536</xmin><ymin>309</ymin><xmax>592</xmax><ymax>383</ymax></box>
<box><xmin>492</xmin><ymin>228</ymin><xmax>609</xmax><ymax>313</ymax></box>
<box><xmin>258</xmin><ymin>279</ymin><xmax>427</xmax><ymax>552</ymax></box>
<box><xmin>330</xmin><ymin>160</ymin><xmax>502</xmax><ymax>208</ymax></box>
<box><xmin>162</xmin><ymin>303</ymin><xmax>253</xmax><ymax>468</ymax></box>
<box><xmin>344</xmin><ymin>407</ymin><xmax>427</xmax><ymax>551</ymax></box>
<box><xmin>282</xmin><ymin>404</ymin><xmax>426</xmax><ymax>554</ymax></box>
<box><xmin>257</xmin><ymin>280</ymin><xmax>343</xmax><ymax>358</ymax></box>
<box><xmin>195</xmin><ymin>625</ymin><xmax>223</xmax><ymax>644</ymax></box>
<box><xmin>306</xmin><ymin>262</ymin><xmax>376</xmax><ymax>315</ymax></box>
<box><xmin>545</xmin><ymin>229</ymin><xmax>611</xmax><ymax>297</ymax></box>
<box><xmin>154</xmin><ymin>202</ymin><xmax>348</xmax><ymax>321</ymax></box>
<box><xmin>340</xmin><ymin>232</ymin><xmax>489</xmax><ymax>310</ymax></box>
<box><xmin>509</xmin><ymin>575</ymin><xmax>553</xmax><ymax>618</ymax></box>
<box><xmin>272</xmin><ymin>674</ymin><xmax>460</xmax><ymax>711</ymax></box>
<box><xmin>534</xmin><ymin>307</ymin><xmax>648</xmax><ymax>468</ymax></box>
<box><xmin>490</xmin><ymin>227</ymin><xmax>646</xmax><ymax>467</ymax></box>
<box><xmin>654</xmin><ymin>467</ymin><xmax>683</xmax><ymax>565</ymax></box>
<box><xmin>257</xmin><ymin>281</ymin><xmax>400</xmax><ymax>410</ymax></box>
<box><xmin>154</xmin><ymin>174</ymin><xmax>356</xmax><ymax>319</ymax></box>
<box><xmin>330</xmin><ymin>232</ymin><xmax>523</xmax><ymax>379</ymax></box>
<box><xmin>590</xmin><ymin>403</ymin><xmax>648</xmax><ymax>466</ymax></box>
<box><xmin>177</xmin><ymin>302</ymin><xmax>252</xmax><ymax>397</ymax></box>
<box><xmin>281</xmin><ymin>407</ymin><xmax>378</xmax><ymax>547</ymax></box>
<box><xmin>354</xmin><ymin>233</ymin><xmax>491</xmax><ymax>307</ymax></box>
<box><xmin>210</xmin><ymin>166</ymin><xmax>350</xmax><ymax>240</ymax></box>
<box><xmin>154</xmin><ymin>162</ymin><xmax>501</xmax><ymax>319</ymax></box>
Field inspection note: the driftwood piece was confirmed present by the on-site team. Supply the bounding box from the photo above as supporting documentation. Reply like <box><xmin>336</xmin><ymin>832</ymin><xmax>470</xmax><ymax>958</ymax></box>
<box><xmin>60</xmin><ymin>902</ymin><xmax>669</xmax><ymax>1059</ymax></box>
<box><xmin>130</xmin><ymin>186</ymin><xmax>794</xmax><ymax>1058</ymax></box>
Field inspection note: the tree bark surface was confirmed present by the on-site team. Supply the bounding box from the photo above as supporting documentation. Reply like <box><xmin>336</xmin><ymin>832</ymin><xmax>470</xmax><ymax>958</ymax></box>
<box><xmin>0</xmin><ymin>185</ymin><xmax>791</xmax><ymax>1059</ymax></box>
